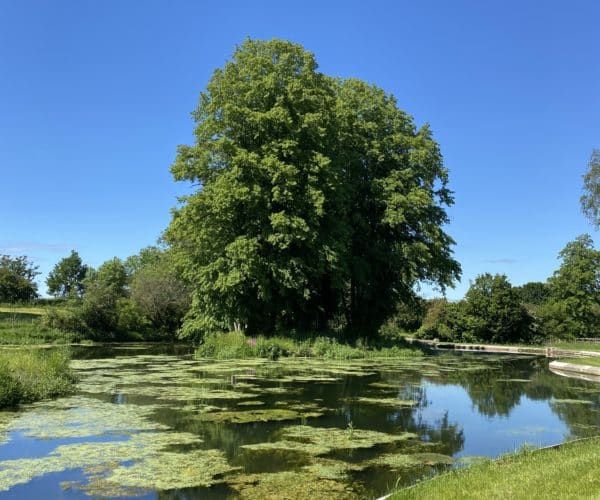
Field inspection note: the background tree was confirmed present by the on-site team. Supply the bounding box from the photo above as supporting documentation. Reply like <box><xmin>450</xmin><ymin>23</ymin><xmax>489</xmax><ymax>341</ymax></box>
<box><xmin>543</xmin><ymin>235</ymin><xmax>600</xmax><ymax>338</ymax></box>
<box><xmin>581</xmin><ymin>149</ymin><xmax>600</xmax><ymax>228</ymax></box>
<box><xmin>128</xmin><ymin>248</ymin><xmax>190</xmax><ymax>338</ymax></box>
<box><xmin>46</xmin><ymin>250</ymin><xmax>88</xmax><ymax>298</ymax></box>
<box><xmin>0</xmin><ymin>255</ymin><xmax>39</xmax><ymax>302</ymax></box>
<box><xmin>514</xmin><ymin>281</ymin><xmax>550</xmax><ymax>305</ymax></box>
<box><xmin>462</xmin><ymin>273</ymin><xmax>534</xmax><ymax>343</ymax></box>
<box><xmin>81</xmin><ymin>258</ymin><xmax>130</xmax><ymax>335</ymax></box>
<box><xmin>166</xmin><ymin>38</ymin><xmax>460</xmax><ymax>338</ymax></box>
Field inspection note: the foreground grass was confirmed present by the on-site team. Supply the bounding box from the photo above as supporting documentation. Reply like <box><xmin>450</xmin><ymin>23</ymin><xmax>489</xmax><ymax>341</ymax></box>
<box><xmin>195</xmin><ymin>331</ymin><xmax>423</xmax><ymax>360</ymax></box>
<box><xmin>557</xmin><ymin>357</ymin><xmax>600</xmax><ymax>367</ymax></box>
<box><xmin>393</xmin><ymin>438</ymin><xmax>600</xmax><ymax>500</ymax></box>
<box><xmin>0</xmin><ymin>348</ymin><xmax>76</xmax><ymax>408</ymax></box>
<box><xmin>0</xmin><ymin>311</ymin><xmax>79</xmax><ymax>345</ymax></box>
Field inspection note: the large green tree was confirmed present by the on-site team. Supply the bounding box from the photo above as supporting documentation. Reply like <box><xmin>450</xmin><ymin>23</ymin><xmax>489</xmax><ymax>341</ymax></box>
<box><xmin>46</xmin><ymin>250</ymin><xmax>88</xmax><ymax>298</ymax></box>
<box><xmin>544</xmin><ymin>235</ymin><xmax>600</xmax><ymax>338</ymax></box>
<box><xmin>166</xmin><ymin>39</ymin><xmax>460</xmax><ymax>337</ymax></box>
<box><xmin>0</xmin><ymin>255</ymin><xmax>39</xmax><ymax>302</ymax></box>
<box><xmin>581</xmin><ymin>149</ymin><xmax>600</xmax><ymax>228</ymax></box>
<box><xmin>462</xmin><ymin>273</ymin><xmax>534</xmax><ymax>343</ymax></box>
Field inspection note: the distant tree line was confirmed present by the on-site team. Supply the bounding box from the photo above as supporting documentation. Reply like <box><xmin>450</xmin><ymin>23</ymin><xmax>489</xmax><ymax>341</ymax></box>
<box><xmin>412</xmin><ymin>234</ymin><xmax>600</xmax><ymax>343</ymax></box>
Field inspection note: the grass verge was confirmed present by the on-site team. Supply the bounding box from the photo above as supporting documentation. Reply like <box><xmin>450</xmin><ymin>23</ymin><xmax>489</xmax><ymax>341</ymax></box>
<box><xmin>392</xmin><ymin>438</ymin><xmax>600</xmax><ymax>499</ymax></box>
<box><xmin>195</xmin><ymin>331</ymin><xmax>423</xmax><ymax>360</ymax></box>
<box><xmin>0</xmin><ymin>348</ymin><xmax>76</xmax><ymax>408</ymax></box>
<box><xmin>0</xmin><ymin>311</ymin><xmax>79</xmax><ymax>344</ymax></box>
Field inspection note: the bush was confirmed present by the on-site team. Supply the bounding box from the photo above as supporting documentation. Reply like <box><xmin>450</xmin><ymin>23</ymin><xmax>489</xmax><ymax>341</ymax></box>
<box><xmin>42</xmin><ymin>308</ymin><xmax>88</xmax><ymax>334</ymax></box>
<box><xmin>195</xmin><ymin>331</ymin><xmax>255</xmax><ymax>359</ymax></box>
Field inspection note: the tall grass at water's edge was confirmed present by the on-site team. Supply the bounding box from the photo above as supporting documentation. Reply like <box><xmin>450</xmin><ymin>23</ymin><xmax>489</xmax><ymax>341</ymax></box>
<box><xmin>0</xmin><ymin>348</ymin><xmax>76</xmax><ymax>408</ymax></box>
<box><xmin>195</xmin><ymin>331</ymin><xmax>424</xmax><ymax>360</ymax></box>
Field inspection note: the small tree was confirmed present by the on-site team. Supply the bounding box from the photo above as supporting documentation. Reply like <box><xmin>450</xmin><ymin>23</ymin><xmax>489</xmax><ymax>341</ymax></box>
<box><xmin>81</xmin><ymin>258</ymin><xmax>128</xmax><ymax>335</ymax></box>
<box><xmin>0</xmin><ymin>255</ymin><xmax>39</xmax><ymax>302</ymax></box>
<box><xmin>46</xmin><ymin>250</ymin><xmax>88</xmax><ymax>298</ymax></box>
<box><xmin>131</xmin><ymin>266</ymin><xmax>190</xmax><ymax>339</ymax></box>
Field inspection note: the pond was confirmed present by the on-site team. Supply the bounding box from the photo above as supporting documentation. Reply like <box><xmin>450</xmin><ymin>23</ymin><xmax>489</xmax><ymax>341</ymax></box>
<box><xmin>0</xmin><ymin>345</ymin><xmax>599</xmax><ymax>498</ymax></box>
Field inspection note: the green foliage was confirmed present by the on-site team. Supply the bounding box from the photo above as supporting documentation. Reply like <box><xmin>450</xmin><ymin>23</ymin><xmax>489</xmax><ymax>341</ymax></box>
<box><xmin>0</xmin><ymin>255</ymin><xmax>39</xmax><ymax>303</ymax></box>
<box><xmin>462</xmin><ymin>274</ymin><xmax>535</xmax><ymax>343</ymax></box>
<box><xmin>0</xmin><ymin>348</ymin><xmax>75</xmax><ymax>408</ymax></box>
<box><xmin>195</xmin><ymin>331</ymin><xmax>255</xmax><ymax>359</ymax></box>
<box><xmin>514</xmin><ymin>281</ymin><xmax>550</xmax><ymax>305</ymax></box>
<box><xmin>129</xmin><ymin>250</ymin><xmax>190</xmax><ymax>339</ymax></box>
<box><xmin>581</xmin><ymin>149</ymin><xmax>600</xmax><ymax>229</ymax></box>
<box><xmin>42</xmin><ymin>307</ymin><xmax>88</xmax><ymax>334</ymax></box>
<box><xmin>416</xmin><ymin>276</ymin><xmax>537</xmax><ymax>344</ymax></box>
<box><xmin>195</xmin><ymin>331</ymin><xmax>420</xmax><ymax>359</ymax></box>
<box><xmin>80</xmin><ymin>258</ymin><xmax>128</xmax><ymax>337</ymax></box>
<box><xmin>46</xmin><ymin>250</ymin><xmax>88</xmax><ymax>298</ymax></box>
<box><xmin>166</xmin><ymin>38</ymin><xmax>460</xmax><ymax>339</ymax></box>
<box><xmin>542</xmin><ymin>235</ymin><xmax>600</xmax><ymax>338</ymax></box>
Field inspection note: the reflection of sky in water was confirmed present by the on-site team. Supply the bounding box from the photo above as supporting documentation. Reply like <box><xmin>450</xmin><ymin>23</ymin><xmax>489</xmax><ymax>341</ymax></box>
<box><xmin>418</xmin><ymin>382</ymin><xmax>569</xmax><ymax>458</ymax></box>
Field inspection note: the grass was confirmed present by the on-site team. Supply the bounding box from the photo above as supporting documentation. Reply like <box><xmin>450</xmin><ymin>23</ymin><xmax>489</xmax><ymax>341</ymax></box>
<box><xmin>551</xmin><ymin>341</ymin><xmax>600</xmax><ymax>352</ymax></box>
<box><xmin>0</xmin><ymin>348</ymin><xmax>76</xmax><ymax>408</ymax></box>
<box><xmin>557</xmin><ymin>357</ymin><xmax>600</xmax><ymax>367</ymax></box>
<box><xmin>195</xmin><ymin>331</ymin><xmax>424</xmax><ymax>360</ymax></box>
<box><xmin>0</xmin><ymin>311</ymin><xmax>79</xmax><ymax>345</ymax></box>
<box><xmin>0</xmin><ymin>306</ymin><xmax>45</xmax><ymax>315</ymax></box>
<box><xmin>392</xmin><ymin>438</ymin><xmax>600</xmax><ymax>499</ymax></box>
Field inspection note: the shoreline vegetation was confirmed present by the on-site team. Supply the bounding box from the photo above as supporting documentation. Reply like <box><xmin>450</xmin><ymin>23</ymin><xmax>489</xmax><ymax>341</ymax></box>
<box><xmin>391</xmin><ymin>437</ymin><xmax>600</xmax><ymax>499</ymax></box>
<box><xmin>0</xmin><ymin>348</ymin><xmax>76</xmax><ymax>409</ymax></box>
<box><xmin>194</xmin><ymin>331</ymin><xmax>424</xmax><ymax>360</ymax></box>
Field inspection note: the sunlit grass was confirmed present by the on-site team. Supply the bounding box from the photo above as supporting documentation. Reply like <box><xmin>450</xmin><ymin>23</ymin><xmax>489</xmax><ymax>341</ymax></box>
<box><xmin>393</xmin><ymin>438</ymin><xmax>600</xmax><ymax>499</ymax></box>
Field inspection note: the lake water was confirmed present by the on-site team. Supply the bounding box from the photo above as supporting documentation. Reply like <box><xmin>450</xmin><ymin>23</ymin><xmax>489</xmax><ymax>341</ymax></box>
<box><xmin>0</xmin><ymin>345</ymin><xmax>599</xmax><ymax>498</ymax></box>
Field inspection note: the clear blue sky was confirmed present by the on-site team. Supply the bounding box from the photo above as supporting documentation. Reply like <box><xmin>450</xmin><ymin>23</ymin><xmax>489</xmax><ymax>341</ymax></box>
<box><xmin>1</xmin><ymin>0</ymin><xmax>598</xmax><ymax>299</ymax></box>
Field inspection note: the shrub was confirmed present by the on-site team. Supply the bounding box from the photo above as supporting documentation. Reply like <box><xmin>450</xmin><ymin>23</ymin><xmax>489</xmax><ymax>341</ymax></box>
<box><xmin>42</xmin><ymin>307</ymin><xmax>88</xmax><ymax>334</ymax></box>
<box><xmin>0</xmin><ymin>348</ymin><xmax>76</xmax><ymax>408</ymax></box>
<box><xmin>195</xmin><ymin>331</ymin><xmax>254</xmax><ymax>359</ymax></box>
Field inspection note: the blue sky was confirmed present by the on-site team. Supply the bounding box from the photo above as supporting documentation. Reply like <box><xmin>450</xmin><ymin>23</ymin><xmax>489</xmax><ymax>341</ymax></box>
<box><xmin>1</xmin><ymin>0</ymin><xmax>598</xmax><ymax>299</ymax></box>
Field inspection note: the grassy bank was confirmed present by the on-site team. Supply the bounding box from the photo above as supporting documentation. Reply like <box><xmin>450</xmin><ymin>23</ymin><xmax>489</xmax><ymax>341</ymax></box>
<box><xmin>195</xmin><ymin>331</ymin><xmax>423</xmax><ymax>360</ymax></box>
<box><xmin>393</xmin><ymin>438</ymin><xmax>600</xmax><ymax>499</ymax></box>
<box><xmin>0</xmin><ymin>348</ymin><xmax>76</xmax><ymax>408</ymax></box>
<box><xmin>0</xmin><ymin>311</ymin><xmax>79</xmax><ymax>345</ymax></box>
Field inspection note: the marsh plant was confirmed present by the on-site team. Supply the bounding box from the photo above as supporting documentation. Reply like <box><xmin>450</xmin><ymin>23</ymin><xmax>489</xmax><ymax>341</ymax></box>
<box><xmin>0</xmin><ymin>348</ymin><xmax>76</xmax><ymax>408</ymax></box>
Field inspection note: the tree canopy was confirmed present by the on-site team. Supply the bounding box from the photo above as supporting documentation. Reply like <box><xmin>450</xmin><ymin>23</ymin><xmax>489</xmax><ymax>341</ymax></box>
<box><xmin>46</xmin><ymin>250</ymin><xmax>88</xmax><ymax>298</ymax></box>
<box><xmin>581</xmin><ymin>149</ymin><xmax>600</xmax><ymax>229</ymax></box>
<box><xmin>0</xmin><ymin>255</ymin><xmax>39</xmax><ymax>303</ymax></box>
<box><xmin>166</xmin><ymin>38</ymin><xmax>460</xmax><ymax>338</ymax></box>
<box><xmin>544</xmin><ymin>235</ymin><xmax>600</xmax><ymax>338</ymax></box>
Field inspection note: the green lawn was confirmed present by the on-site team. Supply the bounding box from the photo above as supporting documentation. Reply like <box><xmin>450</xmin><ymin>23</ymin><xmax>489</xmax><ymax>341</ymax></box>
<box><xmin>393</xmin><ymin>438</ymin><xmax>600</xmax><ymax>499</ymax></box>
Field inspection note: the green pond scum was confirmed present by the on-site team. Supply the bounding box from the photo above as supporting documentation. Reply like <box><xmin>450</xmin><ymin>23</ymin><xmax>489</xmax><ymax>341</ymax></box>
<box><xmin>0</xmin><ymin>345</ymin><xmax>598</xmax><ymax>498</ymax></box>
